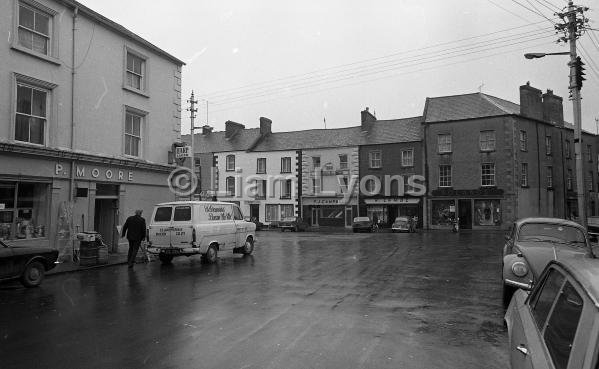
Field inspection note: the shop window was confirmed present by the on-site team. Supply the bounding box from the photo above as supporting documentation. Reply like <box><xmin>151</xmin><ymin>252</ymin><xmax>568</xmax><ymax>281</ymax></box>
<box><xmin>480</xmin><ymin>130</ymin><xmax>496</xmax><ymax>151</ymax></box>
<box><xmin>431</xmin><ymin>200</ymin><xmax>454</xmax><ymax>226</ymax></box>
<box><xmin>474</xmin><ymin>200</ymin><xmax>501</xmax><ymax>226</ymax></box>
<box><xmin>0</xmin><ymin>182</ymin><xmax>48</xmax><ymax>240</ymax></box>
<box><xmin>366</xmin><ymin>206</ymin><xmax>387</xmax><ymax>224</ymax></box>
<box><xmin>266</xmin><ymin>204</ymin><xmax>279</xmax><ymax>222</ymax></box>
<box><xmin>280</xmin><ymin>204</ymin><xmax>294</xmax><ymax>219</ymax></box>
<box><xmin>323</xmin><ymin>206</ymin><xmax>344</xmax><ymax>219</ymax></box>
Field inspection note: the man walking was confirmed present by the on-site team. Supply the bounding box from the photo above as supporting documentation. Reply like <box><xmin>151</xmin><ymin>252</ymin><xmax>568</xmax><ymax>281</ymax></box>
<box><xmin>121</xmin><ymin>209</ymin><xmax>146</xmax><ymax>269</ymax></box>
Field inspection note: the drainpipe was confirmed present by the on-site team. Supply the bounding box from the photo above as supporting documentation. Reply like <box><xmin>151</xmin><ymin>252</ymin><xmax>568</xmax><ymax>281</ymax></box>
<box><xmin>536</xmin><ymin>123</ymin><xmax>541</xmax><ymax>214</ymax></box>
<box><xmin>69</xmin><ymin>6</ymin><xmax>78</xmax><ymax>202</ymax></box>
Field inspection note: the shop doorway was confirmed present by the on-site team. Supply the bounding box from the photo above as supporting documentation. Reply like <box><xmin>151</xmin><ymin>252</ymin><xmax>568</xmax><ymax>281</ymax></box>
<box><xmin>311</xmin><ymin>208</ymin><xmax>319</xmax><ymax>226</ymax></box>
<box><xmin>250</xmin><ymin>204</ymin><xmax>260</xmax><ymax>221</ymax></box>
<box><xmin>94</xmin><ymin>199</ymin><xmax>118</xmax><ymax>252</ymax></box>
<box><xmin>458</xmin><ymin>199</ymin><xmax>472</xmax><ymax>229</ymax></box>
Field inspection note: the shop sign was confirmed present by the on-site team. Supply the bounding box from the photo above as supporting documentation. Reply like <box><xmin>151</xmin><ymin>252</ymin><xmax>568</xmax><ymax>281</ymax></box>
<box><xmin>364</xmin><ymin>197</ymin><xmax>420</xmax><ymax>205</ymax></box>
<box><xmin>302</xmin><ymin>197</ymin><xmax>356</xmax><ymax>205</ymax></box>
<box><xmin>55</xmin><ymin>164</ymin><xmax>134</xmax><ymax>182</ymax></box>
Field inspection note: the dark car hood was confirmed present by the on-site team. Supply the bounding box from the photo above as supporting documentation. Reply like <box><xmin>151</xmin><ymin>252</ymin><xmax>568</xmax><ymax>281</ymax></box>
<box><xmin>8</xmin><ymin>244</ymin><xmax>59</xmax><ymax>257</ymax></box>
<box><xmin>516</xmin><ymin>242</ymin><xmax>589</xmax><ymax>279</ymax></box>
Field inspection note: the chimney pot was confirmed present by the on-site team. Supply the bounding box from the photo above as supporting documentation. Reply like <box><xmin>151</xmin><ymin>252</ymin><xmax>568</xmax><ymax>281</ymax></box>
<box><xmin>259</xmin><ymin>117</ymin><xmax>272</xmax><ymax>136</ymax></box>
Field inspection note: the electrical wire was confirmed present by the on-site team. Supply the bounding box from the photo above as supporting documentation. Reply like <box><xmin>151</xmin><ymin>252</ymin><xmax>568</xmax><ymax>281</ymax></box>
<box><xmin>577</xmin><ymin>44</ymin><xmax>599</xmax><ymax>80</ymax></box>
<box><xmin>532</xmin><ymin>0</ymin><xmax>561</xmax><ymax>13</ymax></box>
<box><xmin>208</xmin><ymin>31</ymin><xmax>556</xmax><ymax>106</ymax></box>
<box><xmin>509</xmin><ymin>0</ymin><xmax>559</xmax><ymax>25</ymax></box>
<box><xmin>202</xmin><ymin>20</ymin><xmax>550</xmax><ymax>98</ymax></box>
<box><xmin>208</xmin><ymin>39</ymin><xmax>557</xmax><ymax>115</ymax></box>
<box><xmin>524</xmin><ymin>0</ymin><xmax>559</xmax><ymax>24</ymax></box>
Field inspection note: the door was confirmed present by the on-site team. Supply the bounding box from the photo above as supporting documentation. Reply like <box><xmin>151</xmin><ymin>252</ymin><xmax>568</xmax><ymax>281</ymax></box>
<box><xmin>233</xmin><ymin>205</ymin><xmax>248</xmax><ymax>247</ymax></box>
<box><xmin>95</xmin><ymin>199</ymin><xmax>118</xmax><ymax>252</ymax></box>
<box><xmin>458</xmin><ymin>199</ymin><xmax>472</xmax><ymax>229</ymax></box>
<box><xmin>148</xmin><ymin>206</ymin><xmax>173</xmax><ymax>247</ymax></box>
<box><xmin>171</xmin><ymin>205</ymin><xmax>194</xmax><ymax>248</ymax></box>
<box><xmin>250</xmin><ymin>204</ymin><xmax>260</xmax><ymax>221</ymax></box>
<box><xmin>345</xmin><ymin>207</ymin><xmax>352</xmax><ymax>227</ymax></box>
<box><xmin>311</xmin><ymin>207</ymin><xmax>319</xmax><ymax>226</ymax></box>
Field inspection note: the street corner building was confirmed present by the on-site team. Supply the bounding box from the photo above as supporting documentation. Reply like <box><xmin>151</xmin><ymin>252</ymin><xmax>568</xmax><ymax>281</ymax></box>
<box><xmin>0</xmin><ymin>0</ymin><xmax>185</xmax><ymax>258</ymax></box>
<box><xmin>423</xmin><ymin>83</ymin><xmax>599</xmax><ymax>230</ymax></box>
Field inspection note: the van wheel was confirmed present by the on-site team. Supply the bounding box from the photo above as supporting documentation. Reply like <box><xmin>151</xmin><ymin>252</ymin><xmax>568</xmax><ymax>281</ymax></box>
<box><xmin>159</xmin><ymin>254</ymin><xmax>173</xmax><ymax>264</ymax></box>
<box><xmin>204</xmin><ymin>245</ymin><xmax>218</xmax><ymax>263</ymax></box>
<box><xmin>21</xmin><ymin>261</ymin><xmax>45</xmax><ymax>287</ymax></box>
<box><xmin>243</xmin><ymin>239</ymin><xmax>254</xmax><ymax>255</ymax></box>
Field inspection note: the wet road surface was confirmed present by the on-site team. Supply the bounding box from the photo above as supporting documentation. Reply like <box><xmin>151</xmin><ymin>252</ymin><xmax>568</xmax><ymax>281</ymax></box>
<box><xmin>0</xmin><ymin>231</ymin><xmax>508</xmax><ymax>369</ymax></box>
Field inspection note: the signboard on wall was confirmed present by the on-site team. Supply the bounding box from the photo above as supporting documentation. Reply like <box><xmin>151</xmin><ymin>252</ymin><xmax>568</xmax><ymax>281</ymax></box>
<box><xmin>364</xmin><ymin>197</ymin><xmax>420</xmax><ymax>205</ymax></box>
<box><xmin>302</xmin><ymin>197</ymin><xmax>357</xmax><ymax>206</ymax></box>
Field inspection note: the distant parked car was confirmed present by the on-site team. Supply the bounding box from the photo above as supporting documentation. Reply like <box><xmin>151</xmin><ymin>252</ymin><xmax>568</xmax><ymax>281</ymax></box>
<box><xmin>0</xmin><ymin>240</ymin><xmax>59</xmax><ymax>287</ymax></box>
<box><xmin>352</xmin><ymin>217</ymin><xmax>373</xmax><ymax>233</ymax></box>
<box><xmin>279</xmin><ymin>217</ymin><xmax>309</xmax><ymax>232</ymax></box>
<box><xmin>505</xmin><ymin>258</ymin><xmax>598</xmax><ymax>369</ymax></box>
<box><xmin>392</xmin><ymin>216</ymin><xmax>415</xmax><ymax>233</ymax></box>
<box><xmin>501</xmin><ymin>217</ymin><xmax>593</xmax><ymax>307</ymax></box>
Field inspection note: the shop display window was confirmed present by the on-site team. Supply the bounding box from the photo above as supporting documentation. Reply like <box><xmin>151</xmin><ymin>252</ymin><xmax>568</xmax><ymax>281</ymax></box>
<box><xmin>474</xmin><ymin>199</ymin><xmax>501</xmax><ymax>226</ymax></box>
<box><xmin>321</xmin><ymin>206</ymin><xmax>344</xmax><ymax>219</ymax></box>
<box><xmin>367</xmin><ymin>205</ymin><xmax>388</xmax><ymax>224</ymax></box>
<box><xmin>0</xmin><ymin>181</ymin><xmax>48</xmax><ymax>240</ymax></box>
<box><xmin>431</xmin><ymin>200</ymin><xmax>454</xmax><ymax>226</ymax></box>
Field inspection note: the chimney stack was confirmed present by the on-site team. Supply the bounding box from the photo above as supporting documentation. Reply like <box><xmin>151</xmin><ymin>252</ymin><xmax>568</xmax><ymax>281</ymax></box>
<box><xmin>361</xmin><ymin>107</ymin><xmax>376</xmax><ymax>132</ymax></box>
<box><xmin>519</xmin><ymin>82</ymin><xmax>543</xmax><ymax>121</ymax></box>
<box><xmin>225</xmin><ymin>121</ymin><xmax>245</xmax><ymax>139</ymax></box>
<box><xmin>259</xmin><ymin>117</ymin><xmax>272</xmax><ymax>136</ymax></box>
<box><xmin>542</xmin><ymin>89</ymin><xmax>564</xmax><ymax>126</ymax></box>
<box><xmin>202</xmin><ymin>125</ymin><xmax>213</xmax><ymax>135</ymax></box>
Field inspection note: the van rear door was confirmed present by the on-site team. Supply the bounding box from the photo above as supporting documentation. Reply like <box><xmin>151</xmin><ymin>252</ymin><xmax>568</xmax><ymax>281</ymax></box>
<box><xmin>149</xmin><ymin>205</ymin><xmax>173</xmax><ymax>247</ymax></box>
<box><xmin>171</xmin><ymin>205</ymin><xmax>194</xmax><ymax>248</ymax></box>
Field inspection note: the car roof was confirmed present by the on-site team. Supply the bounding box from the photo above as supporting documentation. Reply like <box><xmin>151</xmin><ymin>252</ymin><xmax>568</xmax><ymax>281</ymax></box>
<box><xmin>551</xmin><ymin>257</ymin><xmax>599</xmax><ymax>308</ymax></box>
<box><xmin>155</xmin><ymin>201</ymin><xmax>236</xmax><ymax>206</ymax></box>
<box><xmin>515</xmin><ymin>217</ymin><xmax>584</xmax><ymax>229</ymax></box>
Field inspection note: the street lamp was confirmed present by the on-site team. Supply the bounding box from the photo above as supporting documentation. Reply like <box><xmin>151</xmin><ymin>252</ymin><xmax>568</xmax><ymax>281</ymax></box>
<box><xmin>523</xmin><ymin>50</ymin><xmax>586</xmax><ymax>227</ymax></box>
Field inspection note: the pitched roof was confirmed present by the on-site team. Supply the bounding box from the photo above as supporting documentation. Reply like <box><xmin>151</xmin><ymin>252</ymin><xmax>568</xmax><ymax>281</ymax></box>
<box><xmin>182</xmin><ymin>128</ymin><xmax>262</xmax><ymax>153</ymax></box>
<box><xmin>183</xmin><ymin>116</ymin><xmax>423</xmax><ymax>153</ymax></box>
<box><xmin>251</xmin><ymin>116</ymin><xmax>423</xmax><ymax>152</ymax></box>
<box><xmin>424</xmin><ymin>92</ymin><xmax>520</xmax><ymax>123</ymax></box>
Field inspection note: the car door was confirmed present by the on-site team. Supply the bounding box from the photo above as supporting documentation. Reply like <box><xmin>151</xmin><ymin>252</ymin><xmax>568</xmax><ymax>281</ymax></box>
<box><xmin>233</xmin><ymin>205</ymin><xmax>248</xmax><ymax>247</ymax></box>
<box><xmin>148</xmin><ymin>205</ymin><xmax>173</xmax><ymax>247</ymax></box>
<box><xmin>0</xmin><ymin>242</ymin><xmax>16</xmax><ymax>278</ymax></box>
<box><xmin>170</xmin><ymin>205</ymin><xmax>194</xmax><ymax>248</ymax></box>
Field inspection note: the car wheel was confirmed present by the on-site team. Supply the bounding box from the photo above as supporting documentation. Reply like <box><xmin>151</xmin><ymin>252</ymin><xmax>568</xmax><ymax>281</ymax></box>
<box><xmin>21</xmin><ymin>261</ymin><xmax>45</xmax><ymax>287</ymax></box>
<box><xmin>502</xmin><ymin>284</ymin><xmax>516</xmax><ymax>308</ymax></box>
<box><xmin>204</xmin><ymin>245</ymin><xmax>218</xmax><ymax>264</ymax></box>
<box><xmin>158</xmin><ymin>254</ymin><xmax>173</xmax><ymax>264</ymax></box>
<box><xmin>243</xmin><ymin>238</ymin><xmax>254</xmax><ymax>255</ymax></box>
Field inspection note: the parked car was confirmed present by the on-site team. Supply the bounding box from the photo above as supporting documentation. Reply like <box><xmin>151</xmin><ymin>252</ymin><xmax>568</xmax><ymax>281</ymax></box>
<box><xmin>392</xmin><ymin>216</ymin><xmax>415</xmax><ymax>233</ymax></box>
<box><xmin>502</xmin><ymin>217</ymin><xmax>593</xmax><ymax>307</ymax></box>
<box><xmin>352</xmin><ymin>217</ymin><xmax>373</xmax><ymax>233</ymax></box>
<box><xmin>279</xmin><ymin>217</ymin><xmax>309</xmax><ymax>232</ymax></box>
<box><xmin>0</xmin><ymin>240</ymin><xmax>59</xmax><ymax>287</ymax></box>
<box><xmin>147</xmin><ymin>201</ymin><xmax>256</xmax><ymax>264</ymax></box>
<box><xmin>505</xmin><ymin>257</ymin><xmax>599</xmax><ymax>369</ymax></box>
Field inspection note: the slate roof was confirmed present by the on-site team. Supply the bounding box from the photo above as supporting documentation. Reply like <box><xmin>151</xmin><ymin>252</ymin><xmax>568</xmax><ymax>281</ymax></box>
<box><xmin>182</xmin><ymin>116</ymin><xmax>423</xmax><ymax>153</ymax></box>
<box><xmin>424</xmin><ymin>92</ymin><xmax>520</xmax><ymax>123</ymax></box>
<box><xmin>182</xmin><ymin>128</ymin><xmax>262</xmax><ymax>154</ymax></box>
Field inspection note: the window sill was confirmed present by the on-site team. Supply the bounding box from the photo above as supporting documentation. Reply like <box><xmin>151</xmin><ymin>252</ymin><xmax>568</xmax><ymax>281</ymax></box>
<box><xmin>122</xmin><ymin>85</ymin><xmax>150</xmax><ymax>98</ymax></box>
<box><xmin>480</xmin><ymin>150</ymin><xmax>496</xmax><ymax>153</ymax></box>
<box><xmin>225</xmin><ymin>169</ymin><xmax>235</xmax><ymax>172</ymax></box>
<box><xmin>11</xmin><ymin>44</ymin><xmax>61</xmax><ymax>66</ymax></box>
<box><xmin>123</xmin><ymin>153</ymin><xmax>142</xmax><ymax>160</ymax></box>
<box><xmin>368</xmin><ymin>167</ymin><xmax>382</xmax><ymax>170</ymax></box>
<box><xmin>438</xmin><ymin>152</ymin><xmax>452</xmax><ymax>155</ymax></box>
<box><xmin>401</xmin><ymin>165</ymin><xmax>414</xmax><ymax>168</ymax></box>
<box><xmin>256</xmin><ymin>172</ymin><xmax>266</xmax><ymax>175</ymax></box>
<box><xmin>280</xmin><ymin>171</ymin><xmax>292</xmax><ymax>174</ymax></box>
<box><xmin>521</xmin><ymin>185</ymin><xmax>529</xmax><ymax>188</ymax></box>
<box><xmin>13</xmin><ymin>139</ymin><xmax>47</xmax><ymax>148</ymax></box>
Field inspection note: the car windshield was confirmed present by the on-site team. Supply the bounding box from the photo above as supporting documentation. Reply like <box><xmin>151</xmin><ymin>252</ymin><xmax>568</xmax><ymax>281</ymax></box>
<box><xmin>395</xmin><ymin>217</ymin><xmax>408</xmax><ymax>223</ymax></box>
<box><xmin>354</xmin><ymin>217</ymin><xmax>370</xmax><ymax>222</ymax></box>
<box><xmin>518</xmin><ymin>223</ymin><xmax>586</xmax><ymax>246</ymax></box>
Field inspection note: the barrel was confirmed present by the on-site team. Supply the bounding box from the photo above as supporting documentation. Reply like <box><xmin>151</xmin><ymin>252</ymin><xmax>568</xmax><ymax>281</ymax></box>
<box><xmin>79</xmin><ymin>240</ymin><xmax>99</xmax><ymax>266</ymax></box>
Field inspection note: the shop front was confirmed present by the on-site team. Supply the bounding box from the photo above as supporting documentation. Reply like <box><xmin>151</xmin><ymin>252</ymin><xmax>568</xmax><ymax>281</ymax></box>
<box><xmin>363</xmin><ymin>197</ymin><xmax>422</xmax><ymax>228</ymax></box>
<box><xmin>302</xmin><ymin>197</ymin><xmax>357</xmax><ymax>228</ymax></box>
<box><xmin>429</xmin><ymin>189</ymin><xmax>504</xmax><ymax>230</ymax></box>
<box><xmin>0</xmin><ymin>146</ymin><xmax>176</xmax><ymax>260</ymax></box>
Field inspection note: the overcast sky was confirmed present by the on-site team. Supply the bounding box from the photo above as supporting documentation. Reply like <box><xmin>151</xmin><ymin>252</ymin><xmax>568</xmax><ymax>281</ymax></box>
<box><xmin>81</xmin><ymin>0</ymin><xmax>599</xmax><ymax>134</ymax></box>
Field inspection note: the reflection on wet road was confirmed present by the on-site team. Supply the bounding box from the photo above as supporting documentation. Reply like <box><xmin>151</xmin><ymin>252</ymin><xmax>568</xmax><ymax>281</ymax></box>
<box><xmin>0</xmin><ymin>231</ymin><xmax>508</xmax><ymax>369</ymax></box>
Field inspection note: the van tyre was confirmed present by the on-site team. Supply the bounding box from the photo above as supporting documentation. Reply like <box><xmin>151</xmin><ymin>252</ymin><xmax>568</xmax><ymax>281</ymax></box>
<box><xmin>204</xmin><ymin>245</ymin><xmax>218</xmax><ymax>264</ymax></box>
<box><xmin>21</xmin><ymin>261</ymin><xmax>45</xmax><ymax>287</ymax></box>
<box><xmin>243</xmin><ymin>238</ymin><xmax>254</xmax><ymax>255</ymax></box>
<box><xmin>159</xmin><ymin>254</ymin><xmax>173</xmax><ymax>264</ymax></box>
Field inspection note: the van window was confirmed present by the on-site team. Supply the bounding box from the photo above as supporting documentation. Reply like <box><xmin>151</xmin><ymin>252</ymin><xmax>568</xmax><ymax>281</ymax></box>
<box><xmin>154</xmin><ymin>207</ymin><xmax>173</xmax><ymax>222</ymax></box>
<box><xmin>233</xmin><ymin>206</ymin><xmax>243</xmax><ymax>220</ymax></box>
<box><xmin>173</xmin><ymin>206</ymin><xmax>192</xmax><ymax>221</ymax></box>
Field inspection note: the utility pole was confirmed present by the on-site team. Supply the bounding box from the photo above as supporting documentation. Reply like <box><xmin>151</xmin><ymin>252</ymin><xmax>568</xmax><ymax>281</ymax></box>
<box><xmin>556</xmin><ymin>1</ymin><xmax>589</xmax><ymax>228</ymax></box>
<box><xmin>187</xmin><ymin>91</ymin><xmax>198</xmax><ymax>200</ymax></box>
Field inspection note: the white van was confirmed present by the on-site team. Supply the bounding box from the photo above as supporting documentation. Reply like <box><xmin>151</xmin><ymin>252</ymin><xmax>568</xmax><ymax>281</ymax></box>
<box><xmin>147</xmin><ymin>201</ymin><xmax>256</xmax><ymax>264</ymax></box>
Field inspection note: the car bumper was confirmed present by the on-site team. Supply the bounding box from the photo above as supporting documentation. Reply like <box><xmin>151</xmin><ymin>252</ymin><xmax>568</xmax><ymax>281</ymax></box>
<box><xmin>504</xmin><ymin>278</ymin><xmax>533</xmax><ymax>290</ymax></box>
<box><xmin>147</xmin><ymin>246</ymin><xmax>201</xmax><ymax>255</ymax></box>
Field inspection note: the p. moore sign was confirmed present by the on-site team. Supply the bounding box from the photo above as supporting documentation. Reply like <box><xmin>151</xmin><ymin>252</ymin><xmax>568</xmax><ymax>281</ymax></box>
<box><xmin>55</xmin><ymin>163</ymin><xmax>134</xmax><ymax>182</ymax></box>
